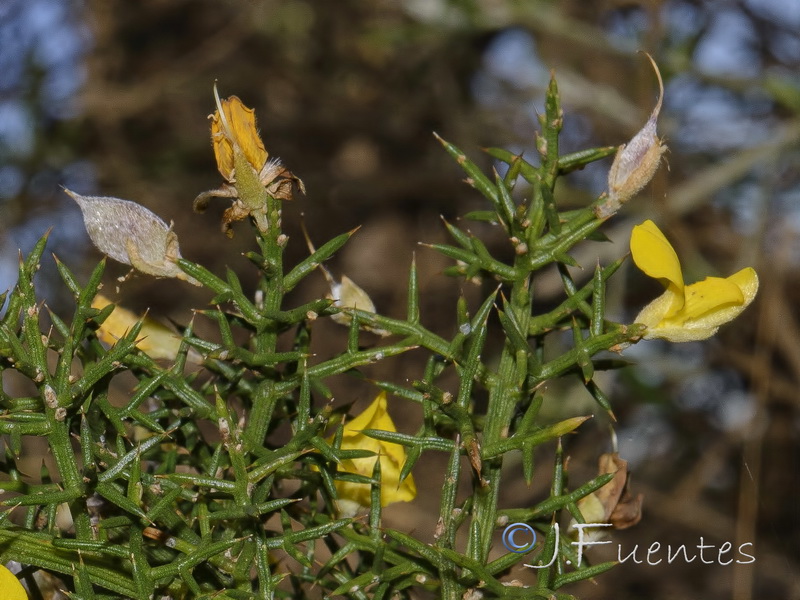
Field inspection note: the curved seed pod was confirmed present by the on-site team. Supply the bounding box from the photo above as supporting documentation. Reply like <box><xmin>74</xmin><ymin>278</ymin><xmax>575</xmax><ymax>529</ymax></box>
<box><xmin>596</xmin><ymin>53</ymin><xmax>668</xmax><ymax>219</ymax></box>
<box><xmin>66</xmin><ymin>189</ymin><xmax>200</xmax><ymax>285</ymax></box>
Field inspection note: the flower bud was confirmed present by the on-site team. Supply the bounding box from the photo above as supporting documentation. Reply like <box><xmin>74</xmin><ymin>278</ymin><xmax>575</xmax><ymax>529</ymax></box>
<box><xmin>315</xmin><ymin>272</ymin><xmax>389</xmax><ymax>336</ymax></box>
<box><xmin>330</xmin><ymin>276</ymin><xmax>376</xmax><ymax>316</ymax></box>
<box><xmin>596</xmin><ymin>53</ymin><xmax>667</xmax><ymax>219</ymax></box>
<box><xmin>67</xmin><ymin>189</ymin><xmax>199</xmax><ymax>285</ymax></box>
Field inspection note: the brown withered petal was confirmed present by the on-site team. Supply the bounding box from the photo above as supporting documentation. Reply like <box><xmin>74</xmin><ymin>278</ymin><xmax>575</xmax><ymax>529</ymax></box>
<box><xmin>221</xmin><ymin>201</ymin><xmax>252</xmax><ymax>237</ymax></box>
<box><xmin>210</xmin><ymin>92</ymin><xmax>268</xmax><ymax>181</ymax></box>
<box><xmin>266</xmin><ymin>167</ymin><xmax>299</xmax><ymax>201</ymax></box>
<box><xmin>578</xmin><ymin>452</ymin><xmax>642</xmax><ymax>529</ymax></box>
<box><xmin>609</xmin><ymin>486</ymin><xmax>643</xmax><ymax>530</ymax></box>
<box><xmin>590</xmin><ymin>453</ymin><xmax>629</xmax><ymax>518</ymax></box>
<box><xmin>66</xmin><ymin>189</ymin><xmax>199</xmax><ymax>285</ymax></box>
<box><xmin>577</xmin><ymin>452</ymin><xmax>643</xmax><ymax>527</ymax></box>
<box><xmin>596</xmin><ymin>53</ymin><xmax>667</xmax><ymax>219</ymax></box>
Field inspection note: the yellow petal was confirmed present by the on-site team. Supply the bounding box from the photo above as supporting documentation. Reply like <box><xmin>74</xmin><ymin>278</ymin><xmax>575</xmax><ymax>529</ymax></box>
<box><xmin>633</xmin><ymin>286</ymin><xmax>681</xmax><ymax>331</ymax></box>
<box><xmin>639</xmin><ymin>268</ymin><xmax>759</xmax><ymax>342</ymax></box>
<box><xmin>727</xmin><ymin>266</ymin><xmax>759</xmax><ymax>303</ymax></box>
<box><xmin>92</xmin><ymin>295</ymin><xmax>183</xmax><ymax>361</ymax></box>
<box><xmin>341</xmin><ymin>391</ymin><xmax>389</xmax><ymax>435</ymax></box>
<box><xmin>673</xmin><ymin>276</ymin><xmax>744</xmax><ymax>324</ymax></box>
<box><xmin>630</xmin><ymin>219</ymin><xmax>759</xmax><ymax>343</ymax></box>
<box><xmin>670</xmin><ymin>267</ymin><xmax>758</xmax><ymax>330</ymax></box>
<box><xmin>335</xmin><ymin>392</ymin><xmax>416</xmax><ymax>508</ymax></box>
<box><xmin>630</xmin><ymin>220</ymin><xmax>686</xmax><ymax>318</ymax></box>
<box><xmin>211</xmin><ymin>92</ymin><xmax>268</xmax><ymax>181</ymax></box>
<box><xmin>630</xmin><ymin>220</ymin><xmax>684</xmax><ymax>292</ymax></box>
<box><xmin>0</xmin><ymin>564</ymin><xmax>27</xmax><ymax>600</ymax></box>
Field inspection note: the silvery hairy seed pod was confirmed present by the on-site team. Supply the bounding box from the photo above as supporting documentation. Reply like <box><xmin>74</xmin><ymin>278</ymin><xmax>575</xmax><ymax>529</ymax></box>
<box><xmin>66</xmin><ymin>189</ymin><xmax>200</xmax><ymax>285</ymax></box>
<box><xmin>596</xmin><ymin>53</ymin><xmax>667</xmax><ymax>219</ymax></box>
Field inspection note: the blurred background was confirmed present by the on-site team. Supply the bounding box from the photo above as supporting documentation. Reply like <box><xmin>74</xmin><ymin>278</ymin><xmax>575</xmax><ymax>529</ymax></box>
<box><xmin>1</xmin><ymin>0</ymin><xmax>799</xmax><ymax>598</ymax></box>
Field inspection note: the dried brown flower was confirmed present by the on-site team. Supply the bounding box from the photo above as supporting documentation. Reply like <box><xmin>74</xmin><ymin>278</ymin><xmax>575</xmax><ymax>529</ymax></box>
<box><xmin>575</xmin><ymin>453</ymin><xmax>643</xmax><ymax>530</ymax></box>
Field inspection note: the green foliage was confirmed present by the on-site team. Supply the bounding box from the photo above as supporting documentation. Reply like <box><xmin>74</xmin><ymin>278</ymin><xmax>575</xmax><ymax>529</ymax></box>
<box><xmin>0</xmin><ymin>73</ymin><xmax>644</xmax><ymax>599</ymax></box>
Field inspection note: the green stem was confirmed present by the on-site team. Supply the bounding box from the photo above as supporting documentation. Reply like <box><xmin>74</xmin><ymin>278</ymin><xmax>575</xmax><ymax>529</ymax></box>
<box><xmin>245</xmin><ymin>189</ymin><xmax>285</xmax><ymax>451</ymax></box>
<box><xmin>471</xmin><ymin>275</ymin><xmax>532</xmax><ymax>563</ymax></box>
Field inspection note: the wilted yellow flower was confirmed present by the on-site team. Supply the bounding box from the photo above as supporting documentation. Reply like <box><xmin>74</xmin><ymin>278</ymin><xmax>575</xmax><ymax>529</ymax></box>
<box><xmin>630</xmin><ymin>220</ymin><xmax>758</xmax><ymax>342</ymax></box>
<box><xmin>596</xmin><ymin>54</ymin><xmax>668</xmax><ymax>219</ymax></box>
<box><xmin>0</xmin><ymin>564</ymin><xmax>26</xmax><ymax>600</ymax></box>
<box><xmin>211</xmin><ymin>94</ymin><xmax>269</xmax><ymax>182</ymax></box>
<box><xmin>194</xmin><ymin>85</ymin><xmax>304</xmax><ymax>236</ymax></box>
<box><xmin>92</xmin><ymin>294</ymin><xmax>197</xmax><ymax>363</ymax></box>
<box><xmin>332</xmin><ymin>392</ymin><xmax>416</xmax><ymax>514</ymax></box>
<box><xmin>67</xmin><ymin>189</ymin><xmax>200</xmax><ymax>286</ymax></box>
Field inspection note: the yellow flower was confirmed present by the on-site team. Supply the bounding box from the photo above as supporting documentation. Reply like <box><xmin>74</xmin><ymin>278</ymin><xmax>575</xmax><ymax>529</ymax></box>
<box><xmin>194</xmin><ymin>85</ymin><xmax>304</xmax><ymax>236</ymax></box>
<box><xmin>92</xmin><ymin>295</ymin><xmax>189</xmax><ymax>362</ymax></box>
<box><xmin>332</xmin><ymin>392</ymin><xmax>416</xmax><ymax>514</ymax></box>
<box><xmin>0</xmin><ymin>564</ymin><xmax>26</xmax><ymax>600</ymax></box>
<box><xmin>630</xmin><ymin>220</ymin><xmax>758</xmax><ymax>342</ymax></box>
<box><xmin>210</xmin><ymin>93</ymin><xmax>269</xmax><ymax>182</ymax></box>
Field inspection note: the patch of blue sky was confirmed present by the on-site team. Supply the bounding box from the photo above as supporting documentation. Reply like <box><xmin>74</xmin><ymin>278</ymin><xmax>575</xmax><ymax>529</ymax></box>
<box><xmin>0</xmin><ymin>165</ymin><xmax>25</xmax><ymax>200</ymax></box>
<box><xmin>694</xmin><ymin>9</ymin><xmax>761</xmax><ymax>78</ymax></box>
<box><xmin>662</xmin><ymin>1</ymin><xmax>705</xmax><ymax>44</ymax></box>
<box><xmin>479</xmin><ymin>28</ymin><xmax>548</xmax><ymax>90</ymax></box>
<box><xmin>0</xmin><ymin>100</ymin><xmax>35</xmax><ymax>157</ymax></box>
<box><xmin>743</xmin><ymin>0</ymin><xmax>800</xmax><ymax>28</ymax></box>
<box><xmin>603</xmin><ymin>5</ymin><xmax>649</xmax><ymax>47</ymax></box>
<box><xmin>665</xmin><ymin>75</ymin><xmax>773</xmax><ymax>152</ymax></box>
